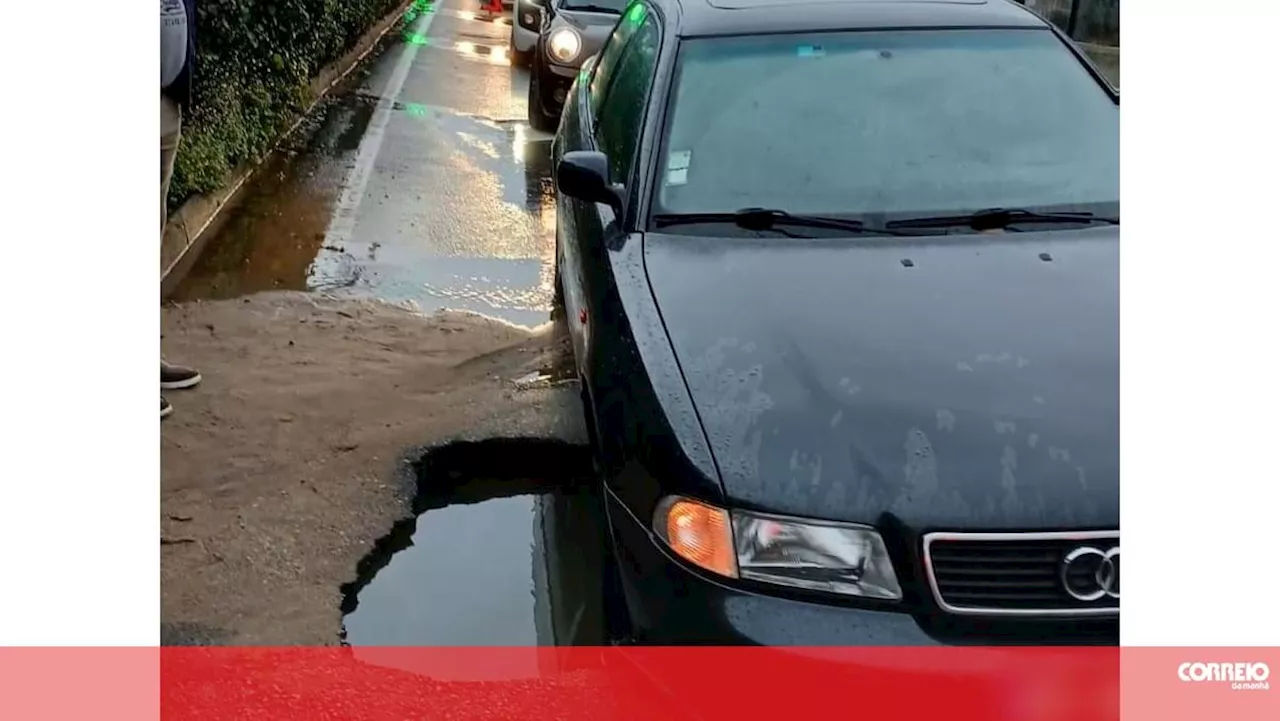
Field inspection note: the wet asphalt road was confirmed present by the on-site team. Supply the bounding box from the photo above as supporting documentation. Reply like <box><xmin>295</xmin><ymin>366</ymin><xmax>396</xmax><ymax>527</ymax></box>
<box><xmin>175</xmin><ymin>1</ymin><xmax>616</xmax><ymax>645</ymax></box>
<box><xmin>175</xmin><ymin>0</ymin><xmax>557</xmax><ymax>328</ymax></box>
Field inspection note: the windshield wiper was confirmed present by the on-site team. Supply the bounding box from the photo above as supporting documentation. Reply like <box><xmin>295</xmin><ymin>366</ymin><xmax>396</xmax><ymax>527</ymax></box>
<box><xmin>653</xmin><ymin>208</ymin><xmax>907</xmax><ymax>236</ymax></box>
<box><xmin>885</xmin><ymin>208</ymin><xmax>1120</xmax><ymax>232</ymax></box>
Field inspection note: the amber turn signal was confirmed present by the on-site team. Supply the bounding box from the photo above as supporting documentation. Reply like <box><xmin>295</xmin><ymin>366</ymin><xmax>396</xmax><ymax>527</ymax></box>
<box><xmin>654</xmin><ymin>496</ymin><xmax>738</xmax><ymax>578</ymax></box>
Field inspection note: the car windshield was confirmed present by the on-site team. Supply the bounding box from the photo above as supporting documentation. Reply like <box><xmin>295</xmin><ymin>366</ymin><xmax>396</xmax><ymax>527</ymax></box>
<box><xmin>654</xmin><ymin>29</ymin><xmax>1119</xmax><ymax>225</ymax></box>
<box><xmin>561</xmin><ymin>0</ymin><xmax>628</xmax><ymax>12</ymax></box>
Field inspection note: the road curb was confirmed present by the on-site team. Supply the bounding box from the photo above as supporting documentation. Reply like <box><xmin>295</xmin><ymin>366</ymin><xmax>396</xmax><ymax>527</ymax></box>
<box><xmin>160</xmin><ymin>0</ymin><xmax>418</xmax><ymax>299</ymax></box>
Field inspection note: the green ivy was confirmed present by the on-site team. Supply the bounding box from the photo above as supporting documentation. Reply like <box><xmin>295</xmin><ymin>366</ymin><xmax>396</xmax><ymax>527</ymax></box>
<box><xmin>168</xmin><ymin>0</ymin><xmax>406</xmax><ymax>209</ymax></box>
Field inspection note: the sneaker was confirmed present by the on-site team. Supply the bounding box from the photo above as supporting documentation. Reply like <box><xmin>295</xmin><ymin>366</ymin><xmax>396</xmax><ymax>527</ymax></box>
<box><xmin>162</xmin><ymin>396</ymin><xmax>173</xmax><ymax>419</ymax></box>
<box><xmin>162</xmin><ymin>360</ymin><xmax>202</xmax><ymax>390</ymax></box>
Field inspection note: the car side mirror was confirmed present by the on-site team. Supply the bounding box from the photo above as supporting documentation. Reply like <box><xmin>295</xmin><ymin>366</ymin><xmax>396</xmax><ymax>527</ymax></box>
<box><xmin>557</xmin><ymin>151</ymin><xmax>624</xmax><ymax>215</ymax></box>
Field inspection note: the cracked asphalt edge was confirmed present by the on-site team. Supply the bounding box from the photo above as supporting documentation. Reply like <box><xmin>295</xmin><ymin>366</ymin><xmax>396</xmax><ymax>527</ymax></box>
<box><xmin>160</xmin><ymin>292</ymin><xmax>587</xmax><ymax>645</ymax></box>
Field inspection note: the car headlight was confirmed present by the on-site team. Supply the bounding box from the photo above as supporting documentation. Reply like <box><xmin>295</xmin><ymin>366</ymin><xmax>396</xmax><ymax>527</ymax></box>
<box><xmin>547</xmin><ymin>28</ymin><xmax>582</xmax><ymax>64</ymax></box>
<box><xmin>653</xmin><ymin>496</ymin><xmax>903</xmax><ymax>600</ymax></box>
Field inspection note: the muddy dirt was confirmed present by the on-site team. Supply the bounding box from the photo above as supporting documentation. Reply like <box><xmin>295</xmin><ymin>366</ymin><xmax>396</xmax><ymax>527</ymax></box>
<box><xmin>160</xmin><ymin>292</ymin><xmax>585</xmax><ymax>645</ymax></box>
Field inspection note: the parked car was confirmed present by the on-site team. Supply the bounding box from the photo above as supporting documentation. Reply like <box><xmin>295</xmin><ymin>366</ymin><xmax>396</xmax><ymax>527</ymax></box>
<box><xmin>509</xmin><ymin>0</ymin><xmax>543</xmax><ymax>66</ymax></box>
<box><xmin>552</xmin><ymin>0</ymin><xmax>1120</xmax><ymax>645</ymax></box>
<box><xmin>526</xmin><ymin>0</ymin><xmax>630</xmax><ymax>131</ymax></box>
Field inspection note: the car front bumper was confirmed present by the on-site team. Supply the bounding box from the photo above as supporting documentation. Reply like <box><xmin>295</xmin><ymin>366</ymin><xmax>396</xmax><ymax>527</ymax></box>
<box><xmin>513</xmin><ymin>23</ymin><xmax>538</xmax><ymax>53</ymax></box>
<box><xmin>534</xmin><ymin>59</ymin><xmax>577</xmax><ymax>114</ymax></box>
<box><xmin>513</xmin><ymin>0</ymin><xmax>542</xmax><ymax>45</ymax></box>
<box><xmin>603</xmin><ymin>488</ymin><xmax>1119</xmax><ymax>647</ymax></box>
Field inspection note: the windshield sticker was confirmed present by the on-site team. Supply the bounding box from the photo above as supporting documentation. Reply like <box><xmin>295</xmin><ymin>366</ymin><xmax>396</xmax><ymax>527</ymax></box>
<box><xmin>665</xmin><ymin>150</ymin><xmax>691</xmax><ymax>186</ymax></box>
<box><xmin>797</xmin><ymin>45</ymin><xmax>825</xmax><ymax>58</ymax></box>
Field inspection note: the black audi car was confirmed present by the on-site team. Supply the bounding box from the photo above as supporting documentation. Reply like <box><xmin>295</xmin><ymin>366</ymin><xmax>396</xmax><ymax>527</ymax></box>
<box><xmin>551</xmin><ymin>0</ymin><xmax>1119</xmax><ymax>646</ymax></box>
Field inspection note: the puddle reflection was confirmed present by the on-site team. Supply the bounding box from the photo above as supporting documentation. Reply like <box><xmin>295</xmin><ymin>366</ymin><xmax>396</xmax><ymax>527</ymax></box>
<box><xmin>341</xmin><ymin>441</ymin><xmax>612</xmax><ymax>647</ymax></box>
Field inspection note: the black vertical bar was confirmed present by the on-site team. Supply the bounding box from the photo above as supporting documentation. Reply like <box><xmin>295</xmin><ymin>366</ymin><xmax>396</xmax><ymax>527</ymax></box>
<box><xmin>1067</xmin><ymin>0</ymin><xmax>1084</xmax><ymax>38</ymax></box>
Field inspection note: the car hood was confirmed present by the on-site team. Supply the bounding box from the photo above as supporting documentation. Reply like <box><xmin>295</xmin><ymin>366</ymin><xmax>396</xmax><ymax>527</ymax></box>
<box><xmin>643</xmin><ymin>228</ymin><xmax>1119</xmax><ymax>531</ymax></box>
<box><xmin>553</xmin><ymin>10</ymin><xmax>616</xmax><ymax>59</ymax></box>
<box><xmin>559</xmin><ymin>8</ymin><xmax>621</xmax><ymax>29</ymax></box>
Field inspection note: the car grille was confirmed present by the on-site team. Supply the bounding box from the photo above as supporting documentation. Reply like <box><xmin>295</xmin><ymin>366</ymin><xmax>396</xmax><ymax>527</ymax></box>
<box><xmin>923</xmin><ymin>532</ymin><xmax>1119</xmax><ymax>616</ymax></box>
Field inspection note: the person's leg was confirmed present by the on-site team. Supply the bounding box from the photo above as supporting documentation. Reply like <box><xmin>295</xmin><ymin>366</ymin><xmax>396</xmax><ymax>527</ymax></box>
<box><xmin>161</xmin><ymin>94</ymin><xmax>181</xmax><ymax>233</ymax></box>
<box><xmin>161</xmin><ymin>95</ymin><xmax>200</xmax><ymax>414</ymax></box>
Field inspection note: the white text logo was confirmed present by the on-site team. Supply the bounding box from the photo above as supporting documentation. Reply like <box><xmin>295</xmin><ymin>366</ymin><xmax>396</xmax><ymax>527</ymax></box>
<box><xmin>1178</xmin><ymin>662</ymin><xmax>1270</xmax><ymax>691</ymax></box>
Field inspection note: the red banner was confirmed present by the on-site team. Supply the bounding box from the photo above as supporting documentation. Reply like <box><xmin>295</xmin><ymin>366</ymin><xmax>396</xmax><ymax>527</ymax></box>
<box><xmin>162</xmin><ymin>646</ymin><xmax>1115</xmax><ymax>721</ymax></box>
<box><xmin>3</xmin><ymin>647</ymin><xmax>1277</xmax><ymax>720</ymax></box>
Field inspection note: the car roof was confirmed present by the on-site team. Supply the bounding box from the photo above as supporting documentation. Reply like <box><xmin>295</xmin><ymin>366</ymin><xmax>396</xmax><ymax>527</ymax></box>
<box><xmin>666</xmin><ymin>0</ymin><xmax>1049</xmax><ymax>38</ymax></box>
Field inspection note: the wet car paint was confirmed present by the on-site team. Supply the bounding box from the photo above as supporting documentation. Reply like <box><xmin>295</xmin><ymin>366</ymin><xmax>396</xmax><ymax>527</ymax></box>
<box><xmin>643</xmin><ymin>228</ymin><xmax>1119</xmax><ymax>530</ymax></box>
<box><xmin>550</xmin><ymin>0</ymin><xmax>1118</xmax><ymax>645</ymax></box>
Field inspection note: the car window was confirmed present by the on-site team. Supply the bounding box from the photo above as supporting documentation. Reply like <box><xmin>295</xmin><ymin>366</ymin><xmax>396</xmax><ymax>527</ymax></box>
<box><xmin>587</xmin><ymin>4</ymin><xmax>643</xmax><ymax>118</ymax></box>
<box><xmin>594</xmin><ymin>8</ymin><xmax>660</xmax><ymax>183</ymax></box>
<box><xmin>654</xmin><ymin>29</ymin><xmax>1120</xmax><ymax>222</ymax></box>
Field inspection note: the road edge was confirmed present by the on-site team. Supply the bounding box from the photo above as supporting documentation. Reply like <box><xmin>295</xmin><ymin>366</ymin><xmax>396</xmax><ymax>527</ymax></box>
<box><xmin>160</xmin><ymin>0</ymin><xmax>418</xmax><ymax>299</ymax></box>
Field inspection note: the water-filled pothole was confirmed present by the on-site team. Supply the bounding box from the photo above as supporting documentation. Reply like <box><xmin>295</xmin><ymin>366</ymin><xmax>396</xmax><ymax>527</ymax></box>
<box><xmin>341</xmin><ymin>439</ymin><xmax>616</xmax><ymax>646</ymax></box>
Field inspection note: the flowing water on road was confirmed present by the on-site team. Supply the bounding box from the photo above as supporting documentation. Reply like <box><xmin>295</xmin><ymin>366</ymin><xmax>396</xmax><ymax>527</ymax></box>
<box><xmin>175</xmin><ymin>0</ymin><xmax>604</xmax><ymax>644</ymax></box>
<box><xmin>173</xmin><ymin>1</ymin><xmax>557</xmax><ymax>328</ymax></box>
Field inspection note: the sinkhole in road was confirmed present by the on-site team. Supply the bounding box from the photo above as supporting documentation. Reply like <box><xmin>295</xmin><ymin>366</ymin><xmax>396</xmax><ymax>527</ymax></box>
<box><xmin>340</xmin><ymin>439</ymin><xmax>621</xmax><ymax>646</ymax></box>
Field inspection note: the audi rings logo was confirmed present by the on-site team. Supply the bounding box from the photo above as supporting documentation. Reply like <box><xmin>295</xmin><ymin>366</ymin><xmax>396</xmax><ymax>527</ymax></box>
<box><xmin>1060</xmin><ymin>546</ymin><xmax>1119</xmax><ymax>601</ymax></box>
